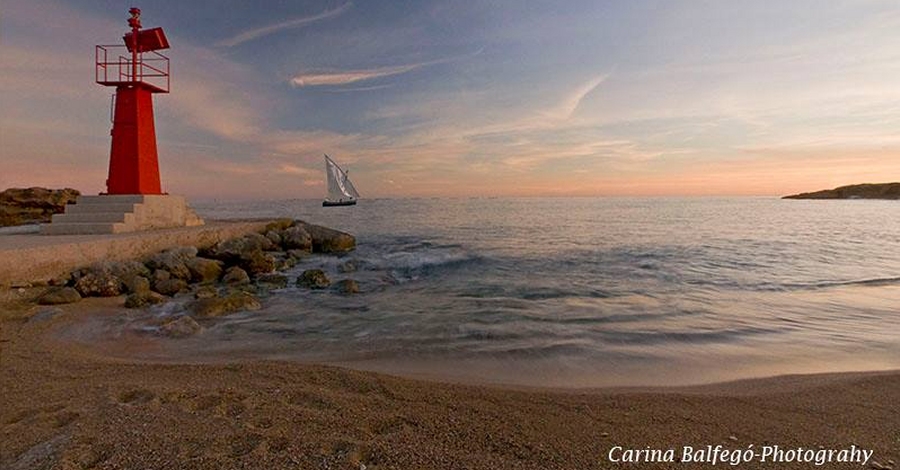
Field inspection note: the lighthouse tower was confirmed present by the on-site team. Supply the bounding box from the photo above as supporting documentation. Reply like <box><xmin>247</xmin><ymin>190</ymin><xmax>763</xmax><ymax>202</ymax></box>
<box><xmin>42</xmin><ymin>8</ymin><xmax>202</xmax><ymax>234</ymax></box>
<box><xmin>103</xmin><ymin>7</ymin><xmax>168</xmax><ymax>195</ymax></box>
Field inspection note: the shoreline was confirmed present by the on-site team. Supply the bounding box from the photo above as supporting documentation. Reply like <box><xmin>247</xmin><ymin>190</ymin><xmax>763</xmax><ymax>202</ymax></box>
<box><xmin>2</xmin><ymin>296</ymin><xmax>898</xmax><ymax>469</ymax></box>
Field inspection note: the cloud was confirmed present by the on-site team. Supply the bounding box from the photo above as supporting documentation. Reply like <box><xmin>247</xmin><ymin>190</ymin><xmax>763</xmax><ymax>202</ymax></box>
<box><xmin>278</xmin><ymin>164</ymin><xmax>317</xmax><ymax>176</ymax></box>
<box><xmin>291</xmin><ymin>64</ymin><xmax>421</xmax><ymax>87</ymax></box>
<box><xmin>554</xmin><ymin>73</ymin><xmax>610</xmax><ymax>120</ymax></box>
<box><xmin>216</xmin><ymin>3</ymin><xmax>352</xmax><ymax>48</ymax></box>
<box><xmin>291</xmin><ymin>48</ymin><xmax>484</xmax><ymax>88</ymax></box>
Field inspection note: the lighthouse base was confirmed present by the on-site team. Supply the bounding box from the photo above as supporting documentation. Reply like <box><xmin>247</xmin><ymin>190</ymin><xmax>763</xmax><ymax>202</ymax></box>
<box><xmin>41</xmin><ymin>195</ymin><xmax>204</xmax><ymax>235</ymax></box>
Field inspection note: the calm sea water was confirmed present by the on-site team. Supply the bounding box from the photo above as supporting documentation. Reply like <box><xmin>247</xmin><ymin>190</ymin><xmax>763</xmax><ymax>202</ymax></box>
<box><xmin>83</xmin><ymin>198</ymin><xmax>900</xmax><ymax>387</ymax></box>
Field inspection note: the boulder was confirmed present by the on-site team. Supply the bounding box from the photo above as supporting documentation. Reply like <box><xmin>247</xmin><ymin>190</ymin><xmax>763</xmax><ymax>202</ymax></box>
<box><xmin>0</xmin><ymin>187</ymin><xmax>79</xmax><ymax>227</ymax></box>
<box><xmin>146</xmin><ymin>247</ymin><xmax>197</xmax><ymax>281</ymax></box>
<box><xmin>297</xmin><ymin>269</ymin><xmax>330</xmax><ymax>289</ymax></box>
<box><xmin>338</xmin><ymin>259</ymin><xmax>359</xmax><ymax>273</ymax></box>
<box><xmin>124</xmin><ymin>291</ymin><xmax>166</xmax><ymax>308</ymax></box>
<box><xmin>187</xmin><ymin>292</ymin><xmax>262</xmax><ymax>318</ymax></box>
<box><xmin>124</xmin><ymin>276</ymin><xmax>151</xmax><ymax>295</ymax></box>
<box><xmin>280</xmin><ymin>226</ymin><xmax>312</xmax><ymax>251</ymax></box>
<box><xmin>37</xmin><ymin>287</ymin><xmax>82</xmax><ymax>305</ymax></box>
<box><xmin>205</xmin><ymin>236</ymin><xmax>265</xmax><ymax>262</ymax></box>
<box><xmin>256</xmin><ymin>273</ymin><xmax>288</xmax><ymax>289</ymax></box>
<box><xmin>245</xmin><ymin>232</ymin><xmax>277</xmax><ymax>251</ymax></box>
<box><xmin>73</xmin><ymin>260</ymin><xmax>150</xmax><ymax>287</ymax></box>
<box><xmin>287</xmin><ymin>249</ymin><xmax>310</xmax><ymax>261</ymax></box>
<box><xmin>332</xmin><ymin>279</ymin><xmax>360</xmax><ymax>295</ymax></box>
<box><xmin>273</xmin><ymin>253</ymin><xmax>298</xmax><ymax>271</ymax></box>
<box><xmin>185</xmin><ymin>257</ymin><xmax>223</xmax><ymax>283</ymax></box>
<box><xmin>265</xmin><ymin>230</ymin><xmax>282</xmax><ymax>247</ymax></box>
<box><xmin>28</xmin><ymin>307</ymin><xmax>65</xmax><ymax>323</ymax></box>
<box><xmin>240</xmin><ymin>251</ymin><xmax>276</xmax><ymax>276</ymax></box>
<box><xmin>222</xmin><ymin>266</ymin><xmax>250</xmax><ymax>285</ymax></box>
<box><xmin>158</xmin><ymin>316</ymin><xmax>202</xmax><ymax>338</ymax></box>
<box><xmin>193</xmin><ymin>285</ymin><xmax>219</xmax><ymax>299</ymax></box>
<box><xmin>154</xmin><ymin>278</ymin><xmax>188</xmax><ymax>296</ymax></box>
<box><xmin>74</xmin><ymin>272</ymin><xmax>122</xmax><ymax>297</ymax></box>
<box><xmin>151</xmin><ymin>269</ymin><xmax>171</xmax><ymax>285</ymax></box>
<box><xmin>264</xmin><ymin>218</ymin><xmax>294</xmax><ymax>232</ymax></box>
<box><xmin>297</xmin><ymin>222</ymin><xmax>355</xmax><ymax>253</ymax></box>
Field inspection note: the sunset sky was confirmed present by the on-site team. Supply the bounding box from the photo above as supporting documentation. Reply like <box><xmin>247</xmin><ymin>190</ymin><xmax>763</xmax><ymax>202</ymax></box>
<box><xmin>2</xmin><ymin>0</ymin><xmax>899</xmax><ymax>199</ymax></box>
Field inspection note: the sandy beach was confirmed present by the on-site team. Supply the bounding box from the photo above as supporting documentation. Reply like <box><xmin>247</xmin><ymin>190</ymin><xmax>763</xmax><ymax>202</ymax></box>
<box><xmin>1</xmin><ymin>291</ymin><xmax>897</xmax><ymax>470</ymax></box>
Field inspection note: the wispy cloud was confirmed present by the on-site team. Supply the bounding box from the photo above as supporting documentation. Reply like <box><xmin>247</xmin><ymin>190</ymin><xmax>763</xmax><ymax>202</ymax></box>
<box><xmin>291</xmin><ymin>64</ymin><xmax>421</xmax><ymax>87</ymax></box>
<box><xmin>554</xmin><ymin>73</ymin><xmax>610</xmax><ymax>119</ymax></box>
<box><xmin>290</xmin><ymin>48</ymin><xmax>484</xmax><ymax>88</ymax></box>
<box><xmin>216</xmin><ymin>3</ymin><xmax>352</xmax><ymax>48</ymax></box>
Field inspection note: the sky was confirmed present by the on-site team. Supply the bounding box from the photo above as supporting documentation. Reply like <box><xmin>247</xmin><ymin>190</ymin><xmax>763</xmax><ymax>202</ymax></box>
<box><xmin>2</xmin><ymin>0</ymin><xmax>899</xmax><ymax>199</ymax></box>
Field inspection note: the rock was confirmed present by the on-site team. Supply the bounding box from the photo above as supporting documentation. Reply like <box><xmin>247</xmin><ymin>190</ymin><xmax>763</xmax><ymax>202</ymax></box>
<box><xmin>48</xmin><ymin>275</ymin><xmax>71</xmax><ymax>287</ymax></box>
<box><xmin>37</xmin><ymin>287</ymin><xmax>82</xmax><ymax>305</ymax></box>
<box><xmin>193</xmin><ymin>285</ymin><xmax>219</xmax><ymax>299</ymax></box>
<box><xmin>153</xmin><ymin>278</ymin><xmax>188</xmax><ymax>296</ymax></box>
<box><xmin>0</xmin><ymin>187</ymin><xmax>79</xmax><ymax>227</ymax></box>
<box><xmin>152</xmin><ymin>269</ymin><xmax>171</xmax><ymax>285</ymax></box>
<box><xmin>256</xmin><ymin>273</ymin><xmax>288</xmax><ymax>289</ymax></box>
<box><xmin>273</xmin><ymin>253</ymin><xmax>298</xmax><ymax>271</ymax></box>
<box><xmin>185</xmin><ymin>257</ymin><xmax>223</xmax><ymax>283</ymax></box>
<box><xmin>206</xmin><ymin>236</ymin><xmax>266</xmax><ymax>262</ymax></box>
<box><xmin>222</xmin><ymin>266</ymin><xmax>250</xmax><ymax>285</ymax></box>
<box><xmin>240</xmin><ymin>251</ymin><xmax>276</xmax><ymax>276</ymax></box>
<box><xmin>28</xmin><ymin>307</ymin><xmax>65</xmax><ymax>322</ymax></box>
<box><xmin>265</xmin><ymin>230</ymin><xmax>282</xmax><ymax>246</ymax></box>
<box><xmin>264</xmin><ymin>218</ymin><xmax>294</xmax><ymax>232</ymax></box>
<box><xmin>297</xmin><ymin>222</ymin><xmax>356</xmax><ymax>253</ymax></box>
<box><xmin>287</xmin><ymin>249</ymin><xmax>310</xmax><ymax>261</ymax></box>
<box><xmin>332</xmin><ymin>279</ymin><xmax>360</xmax><ymax>294</ymax></box>
<box><xmin>280</xmin><ymin>226</ymin><xmax>312</xmax><ymax>251</ymax></box>
<box><xmin>124</xmin><ymin>276</ymin><xmax>150</xmax><ymax>295</ymax></box>
<box><xmin>158</xmin><ymin>316</ymin><xmax>202</xmax><ymax>338</ymax></box>
<box><xmin>146</xmin><ymin>247</ymin><xmax>197</xmax><ymax>280</ymax></box>
<box><xmin>245</xmin><ymin>232</ymin><xmax>277</xmax><ymax>251</ymax></box>
<box><xmin>338</xmin><ymin>259</ymin><xmax>359</xmax><ymax>273</ymax></box>
<box><xmin>74</xmin><ymin>272</ymin><xmax>122</xmax><ymax>297</ymax></box>
<box><xmin>188</xmin><ymin>292</ymin><xmax>262</xmax><ymax>318</ymax></box>
<box><xmin>124</xmin><ymin>291</ymin><xmax>166</xmax><ymax>308</ymax></box>
<box><xmin>297</xmin><ymin>269</ymin><xmax>330</xmax><ymax>289</ymax></box>
<box><xmin>104</xmin><ymin>260</ymin><xmax>151</xmax><ymax>284</ymax></box>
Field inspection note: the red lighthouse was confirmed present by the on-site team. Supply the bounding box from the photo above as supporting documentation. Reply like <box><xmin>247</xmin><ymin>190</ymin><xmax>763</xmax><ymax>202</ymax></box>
<box><xmin>42</xmin><ymin>7</ymin><xmax>202</xmax><ymax>235</ymax></box>
<box><xmin>96</xmin><ymin>7</ymin><xmax>170</xmax><ymax>195</ymax></box>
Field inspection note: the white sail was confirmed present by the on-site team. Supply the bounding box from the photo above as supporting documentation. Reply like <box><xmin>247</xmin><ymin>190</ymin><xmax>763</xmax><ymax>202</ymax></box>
<box><xmin>324</xmin><ymin>155</ymin><xmax>359</xmax><ymax>203</ymax></box>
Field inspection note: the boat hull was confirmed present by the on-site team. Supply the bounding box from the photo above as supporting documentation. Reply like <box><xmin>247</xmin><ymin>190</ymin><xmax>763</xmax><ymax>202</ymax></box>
<box><xmin>322</xmin><ymin>200</ymin><xmax>357</xmax><ymax>207</ymax></box>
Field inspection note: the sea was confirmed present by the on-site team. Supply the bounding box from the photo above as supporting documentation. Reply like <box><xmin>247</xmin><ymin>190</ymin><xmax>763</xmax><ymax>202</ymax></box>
<box><xmin>73</xmin><ymin>197</ymin><xmax>900</xmax><ymax>388</ymax></box>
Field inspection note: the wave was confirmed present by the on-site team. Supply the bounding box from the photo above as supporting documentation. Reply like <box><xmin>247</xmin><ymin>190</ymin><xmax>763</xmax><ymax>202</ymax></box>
<box><xmin>362</xmin><ymin>243</ymin><xmax>483</xmax><ymax>282</ymax></box>
<box><xmin>782</xmin><ymin>276</ymin><xmax>900</xmax><ymax>291</ymax></box>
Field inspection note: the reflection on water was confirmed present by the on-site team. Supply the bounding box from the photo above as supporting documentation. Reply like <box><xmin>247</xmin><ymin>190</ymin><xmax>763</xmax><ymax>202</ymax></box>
<box><xmin>56</xmin><ymin>197</ymin><xmax>900</xmax><ymax>387</ymax></box>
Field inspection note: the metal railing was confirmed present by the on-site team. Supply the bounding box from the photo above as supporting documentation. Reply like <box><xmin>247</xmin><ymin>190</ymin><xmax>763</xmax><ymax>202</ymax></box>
<box><xmin>95</xmin><ymin>44</ymin><xmax>170</xmax><ymax>93</ymax></box>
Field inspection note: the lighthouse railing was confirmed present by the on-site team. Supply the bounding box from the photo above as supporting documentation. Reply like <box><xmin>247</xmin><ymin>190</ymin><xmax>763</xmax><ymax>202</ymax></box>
<box><xmin>95</xmin><ymin>45</ymin><xmax>170</xmax><ymax>93</ymax></box>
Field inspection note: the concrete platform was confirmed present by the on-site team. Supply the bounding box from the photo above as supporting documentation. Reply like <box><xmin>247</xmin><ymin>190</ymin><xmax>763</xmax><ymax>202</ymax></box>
<box><xmin>0</xmin><ymin>220</ymin><xmax>274</xmax><ymax>287</ymax></box>
<box><xmin>41</xmin><ymin>195</ymin><xmax>204</xmax><ymax>235</ymax></box>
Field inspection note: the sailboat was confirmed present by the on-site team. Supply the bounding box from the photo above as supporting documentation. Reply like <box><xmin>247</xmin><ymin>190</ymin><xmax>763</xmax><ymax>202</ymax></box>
<box><xmin>322</xmin><ymin>154</ymin><xmax>360</xmax><ymax>207</ymax></box>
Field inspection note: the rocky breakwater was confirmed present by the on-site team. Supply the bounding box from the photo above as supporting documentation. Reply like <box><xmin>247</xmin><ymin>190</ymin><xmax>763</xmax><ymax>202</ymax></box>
<box><xmin>0</xmin><ymin>187</ymin><xmax>80</xmax><ymax>227</ymax></box>
<box><xmin>34</xmin><ymin>219</ymin><xmax>359</xmax><ymax>337</ymax></box>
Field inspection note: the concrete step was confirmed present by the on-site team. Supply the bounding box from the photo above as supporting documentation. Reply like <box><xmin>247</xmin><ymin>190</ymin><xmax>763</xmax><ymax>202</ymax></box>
<box><xmin>76</xmin><ymin>195</ymin><xmax>146</xmax><ymax>205</ymax></box>
<box><xmin>65</xmin><ymin>202</ymin><xmax>138</xmax><ymax>214</ymax></box>
<box><xmin>41</xmin><ymin>222</ymin><xmax>128</xmax><ymax>235</ymax></box>
<box><xmin>51</xmin><ymin>211</ymin><xmax>134</xmax><ymax>224</ymax></box>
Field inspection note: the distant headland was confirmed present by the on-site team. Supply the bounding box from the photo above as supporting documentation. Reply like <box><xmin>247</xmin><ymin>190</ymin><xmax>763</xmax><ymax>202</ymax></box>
<box><xmin>783</xmin><ymin>182</ymin><xmax>900</xmax><ymax>200</ymax></box>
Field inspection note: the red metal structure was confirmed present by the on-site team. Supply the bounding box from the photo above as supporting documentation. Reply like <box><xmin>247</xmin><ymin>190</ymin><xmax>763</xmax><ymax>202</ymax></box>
<box><xmin>95</xmin><ymin>8</ymin><xmax>170</xmax><ymax>195</ymax></box>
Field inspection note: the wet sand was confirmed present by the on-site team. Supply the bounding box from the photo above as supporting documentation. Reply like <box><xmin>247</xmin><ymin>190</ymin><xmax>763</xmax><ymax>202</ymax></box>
<box><xmin>1</xmin><ymin>292</ymin><xmax>898</xmax><ymax>469</ymax></box>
